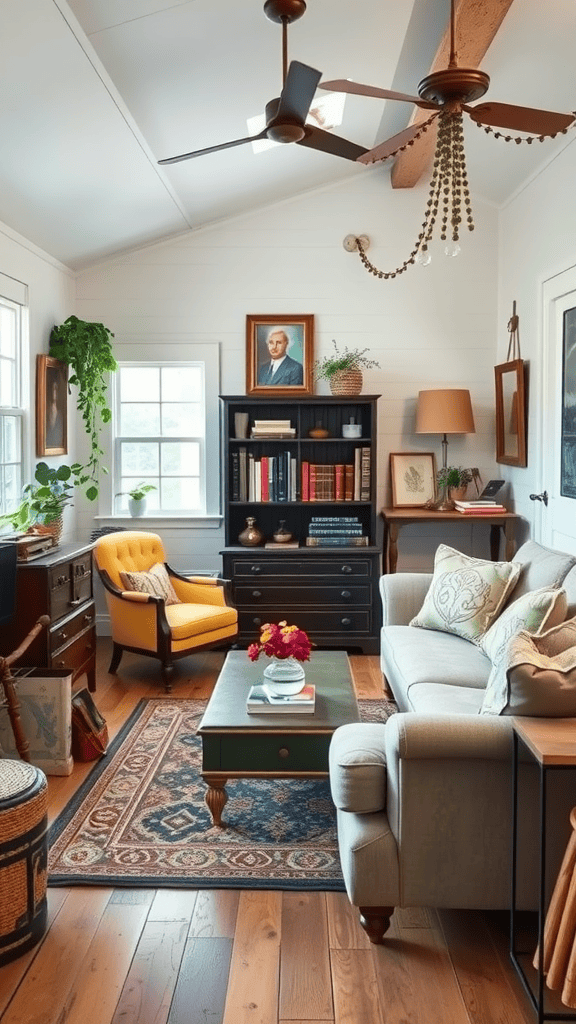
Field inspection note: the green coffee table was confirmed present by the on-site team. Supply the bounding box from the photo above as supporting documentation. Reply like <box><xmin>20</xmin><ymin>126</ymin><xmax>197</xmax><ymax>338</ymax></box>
<box><xmin>198</xmin><ymin>650</ymin><xmax>359</xmax><ymax>826</ymax></box>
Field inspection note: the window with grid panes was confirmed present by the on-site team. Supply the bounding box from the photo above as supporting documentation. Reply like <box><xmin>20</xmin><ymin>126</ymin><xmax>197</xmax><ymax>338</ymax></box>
<box><xmin>0</xmin><ymin>296</ymin><xmax>25</xmax><ymax>515</ymax></box>
<box><xmin>114</xmin><ymin>363</ymin><xmax>206</xmax><ymax>514</ymax></box>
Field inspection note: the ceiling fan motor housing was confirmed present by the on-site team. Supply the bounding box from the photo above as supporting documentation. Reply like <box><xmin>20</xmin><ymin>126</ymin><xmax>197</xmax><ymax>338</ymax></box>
<box><xmin>265</xmin><ymin>97</ymin><xmax>306</xmax><ymax>143</ymax></box>
<box><xmin>264</xmin><ymin>0</ymin><xmax>306</xmax><ymax>23</ymax></box>
<box><xmin>418</xmin><ymin>68</ymin><xmax>490</xmax><ymax>105</ymax></box>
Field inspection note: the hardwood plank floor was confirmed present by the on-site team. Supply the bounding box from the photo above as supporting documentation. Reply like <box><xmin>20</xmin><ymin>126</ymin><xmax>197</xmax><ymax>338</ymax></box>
<box><xmin>0</xmin><ymin>639</ymin><xmax>538</xmax><ymax>1024</ymax></box>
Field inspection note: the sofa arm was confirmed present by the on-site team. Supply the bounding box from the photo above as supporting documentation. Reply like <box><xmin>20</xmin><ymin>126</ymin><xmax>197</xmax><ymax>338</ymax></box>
<box><xmin>329</xmin><ymin>723</ymin><xmax>388</xmax><ymax>814</ymax></box>
<box><xmin>386</xmin><ymin>712</ymin><xmax>514</xmax><ymax>762</ymax></box>
<box><xmin>379</xmin><ymin>573</ymin><xmax>433</xmax><ymax>625</ymax></box>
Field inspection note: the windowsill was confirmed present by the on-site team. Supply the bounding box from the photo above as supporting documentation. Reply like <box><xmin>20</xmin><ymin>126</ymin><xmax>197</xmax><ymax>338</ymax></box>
<box><xmin>93</xmin><ymin>514</ymin><xmax>223</xmax><ymax>529</ymax></box>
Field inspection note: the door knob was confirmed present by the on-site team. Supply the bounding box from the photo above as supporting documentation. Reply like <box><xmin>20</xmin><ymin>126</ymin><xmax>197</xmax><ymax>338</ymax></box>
<box><xmin>529</xmin><ymin>491</ymin><xmax>549</xmax><ymax>506</ymax></box>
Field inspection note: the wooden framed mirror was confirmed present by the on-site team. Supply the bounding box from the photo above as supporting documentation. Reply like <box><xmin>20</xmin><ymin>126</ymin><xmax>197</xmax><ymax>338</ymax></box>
<box><xmin>495</xmin><ymin>359</ymin><xmax>527</xmax><ymax>467</ymax></box>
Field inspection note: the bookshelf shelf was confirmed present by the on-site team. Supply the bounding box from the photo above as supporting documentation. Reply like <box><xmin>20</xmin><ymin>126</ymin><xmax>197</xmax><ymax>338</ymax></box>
<box><xmin>220</xmin><ymin>395</ymin><xmax>382</xmax><ymax>654</ymax></box>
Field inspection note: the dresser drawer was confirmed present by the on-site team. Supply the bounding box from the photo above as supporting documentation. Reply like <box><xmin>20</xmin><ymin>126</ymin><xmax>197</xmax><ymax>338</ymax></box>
<box><xmin>51</xmin><ymin>602</ymin><xmax>96</xmax><ymax>655</ymax></box>
<box><xmin>50</xmin><ymin>626</ymin><xmax>96</xmax><ymax>677</ymax></box>
<box><xmin>232</xmin><ymin>558</ymin><xmax>372</xmax><ymax>579</ymax></box>
<box><xmin>235</xmin><ymin>584</ymin><xmax>371</xmax><ymax>606</ymax></box>
<box><xmin>48</xmin><ymin>559</ymin><xmax>92</xmax><ymax>620</ymax></box>
<box><xmin>239</xmin><ymin>609</ymin><xmax>370</xmax><ymax>635</ymax></box>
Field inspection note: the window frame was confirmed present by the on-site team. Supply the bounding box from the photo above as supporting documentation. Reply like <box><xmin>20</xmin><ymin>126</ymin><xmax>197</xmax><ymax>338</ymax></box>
<box><xmin>97</xmin><ymin>340</ymin><xmax>221</xmax><ymax>525</ymax></box>
<box><xmin>0</xmin><ymin>275</ymin><xmax>28</xmax><ymax>517</ymax></box>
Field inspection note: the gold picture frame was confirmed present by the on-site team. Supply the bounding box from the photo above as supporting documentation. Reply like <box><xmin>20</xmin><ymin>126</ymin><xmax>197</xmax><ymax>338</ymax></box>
<box><xmin>246</xmin><ymin>314</ymin><xmax>314</xmax><ymax>396</ymax></box>
<box><xmin>36</xmin><ymin>354</ymin><xmax>68</xmax><ymax>456</ymax></box>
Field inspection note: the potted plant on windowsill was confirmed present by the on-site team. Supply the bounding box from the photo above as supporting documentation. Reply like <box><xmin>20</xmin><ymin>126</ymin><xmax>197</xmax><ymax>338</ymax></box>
<box><xmin>115</xmin><ymin>483</ymin><xmax>157</xmax><ymax>518</ymax></box>
<box><xmin>0</xmin><ymin>463</ymin><xmax>74</xmax><ymax>543</ymax></box>
<box><xmin>314</xmin><ymin>341</ymin><xmax>381</xmax><ymax>396</ymax></box>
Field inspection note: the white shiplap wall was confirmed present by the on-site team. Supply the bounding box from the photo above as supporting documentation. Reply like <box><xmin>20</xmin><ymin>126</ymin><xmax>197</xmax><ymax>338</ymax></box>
<box><xmin>74</xmin><ymin>166</ymin><xmax>501</xmax><ymax>586</ymax></box>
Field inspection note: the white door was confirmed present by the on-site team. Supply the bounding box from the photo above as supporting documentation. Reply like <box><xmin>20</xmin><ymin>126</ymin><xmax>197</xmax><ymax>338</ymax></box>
<box><xmin>540</xmin><ymin>265</ymin><xmax>576</xmax><ymax>554</ymax></box>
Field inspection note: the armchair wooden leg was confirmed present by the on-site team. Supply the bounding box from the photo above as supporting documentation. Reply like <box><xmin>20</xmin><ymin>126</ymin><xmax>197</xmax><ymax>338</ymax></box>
<box><xmin>359</xmin><ymin>906</ymin><xmax>394</xmax><ymax>944</ymax></box>
<box><xmin>108</xmin><ymin>643</ymin><xmax>123</xmax><ymax>674</ymax></box>
<box><xmin>162</xmin><ymin>662</ymin><xmax>174</xmax><ymax>693</ymax></box>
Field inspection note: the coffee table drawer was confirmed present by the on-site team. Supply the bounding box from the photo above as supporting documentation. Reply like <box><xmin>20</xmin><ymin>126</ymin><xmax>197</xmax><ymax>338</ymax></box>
<box><xmin>209</xmin><ymin>733</ymin><xmax>332</xmax><ymax>773</ymax></box>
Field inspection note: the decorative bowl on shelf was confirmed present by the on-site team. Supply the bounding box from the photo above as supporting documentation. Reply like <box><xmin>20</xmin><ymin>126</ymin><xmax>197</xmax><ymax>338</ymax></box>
<box><xmin>308</xmin><ymin>424</ymin><xmax>330</xmax><ymax>438</ymax></box>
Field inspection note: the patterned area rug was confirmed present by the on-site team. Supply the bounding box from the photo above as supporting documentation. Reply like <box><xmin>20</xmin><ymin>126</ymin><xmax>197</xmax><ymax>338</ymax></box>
<box><xmin>48</xmin><ymin>697</ymin><xmax>396</xmax><ymax>890</ymax></box>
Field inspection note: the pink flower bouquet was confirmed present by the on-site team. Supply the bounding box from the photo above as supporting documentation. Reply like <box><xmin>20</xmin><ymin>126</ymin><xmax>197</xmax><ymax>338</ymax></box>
<box><xmin>247</xmin><ymin>621</ymin><xmax>312</xmax><ymax>663</ymax></box>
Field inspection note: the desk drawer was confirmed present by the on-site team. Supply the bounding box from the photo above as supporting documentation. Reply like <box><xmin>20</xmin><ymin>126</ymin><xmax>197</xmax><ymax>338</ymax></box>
<box><xmin>214</xmin><ymin>733</ymin><xmax>332</xmax><ymax>772</ymax></box>
<box><xmin>232</xmin><ymin>558</ymin><xmax>371</xmax><ymax>579</ymax></box>
<box><xmin>235</xmin><ymin>584</ymin><xmax>371</xmax><ymax>606</ymax></box>
<box><xmin>51</xmin><ymin>626</ymin><xmax>96</xmax><ymax>677</ymax></box>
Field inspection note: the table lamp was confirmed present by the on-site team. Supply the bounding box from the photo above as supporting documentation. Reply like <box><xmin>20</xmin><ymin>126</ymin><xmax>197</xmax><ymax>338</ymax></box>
<box><xmin>415</xmin><ymin>389</ymin><xmax>476</xmax><ymax>511</ymax></box>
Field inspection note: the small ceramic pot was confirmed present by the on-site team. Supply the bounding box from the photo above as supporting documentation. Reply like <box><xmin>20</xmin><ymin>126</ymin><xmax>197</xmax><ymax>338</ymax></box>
<box><xmin>238</xmin><ymin>516</ymin><xmax>264</xmax><ymax>546</ymax></box>
<box><xmin>128</xmin><ymin>497</ymin><xmax>146</xmax><ymax>517</ymax></box>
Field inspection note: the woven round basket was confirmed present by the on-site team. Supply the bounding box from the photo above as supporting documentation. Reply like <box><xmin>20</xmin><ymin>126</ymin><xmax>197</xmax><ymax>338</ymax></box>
<box><xmin>0</xmin><ymin>761</ymin><xmax>48</xmax><ymax>966</ymax></box>
<box><xmin>329</xmin><ymin>368</ymin><xmax>363</xmax><ymax>396</ymax></box>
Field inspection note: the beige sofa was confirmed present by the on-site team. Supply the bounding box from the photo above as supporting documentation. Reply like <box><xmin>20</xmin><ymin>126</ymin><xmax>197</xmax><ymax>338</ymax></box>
<box><xmin>329</xmin><ymin>540</ymin><xmax>576</xmax><ymax>944</ymax></box>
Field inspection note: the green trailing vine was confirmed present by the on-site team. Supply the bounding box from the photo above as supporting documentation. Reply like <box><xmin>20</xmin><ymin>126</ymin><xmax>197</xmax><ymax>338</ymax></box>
<box><xmin>49</xmin><ymin>315</ymin><xmax>118</xmax><ymax>501</ymax></box>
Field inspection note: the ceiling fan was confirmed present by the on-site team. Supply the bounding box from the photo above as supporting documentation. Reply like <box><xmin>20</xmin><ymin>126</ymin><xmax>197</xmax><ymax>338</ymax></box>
<box><xmin>158</xmin><ymin>0</ymin><xmax>368</xmax><ymax>167</ymax></box>
<box><xmin>319</xmin><ymin>0</ymin><xmax>575</xmax><ymax>166</ymax></box>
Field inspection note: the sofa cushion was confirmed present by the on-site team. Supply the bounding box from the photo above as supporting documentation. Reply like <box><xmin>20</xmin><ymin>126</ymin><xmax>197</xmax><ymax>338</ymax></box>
<box><xmin>509</xmin><ymin>540</ymin><xmax>576</xmax><ymax>601</ymax></box>
<box><xmin>399</xmin><ymin>682</ymin><xmax>487</xmax><ymax>715</ymax></box>
<box><xmin>480</xmin><ymin>618</ymin><xmax>576</xmax><ymax>715</ymax></box>
<box><xmin>381</xmin><ymin>625</ymin><xmax>492</xmax><ymax>711</ymax></box>
<box><xmin>119</xmin><ymin>562</ymin><xmax>180</xmax><ymax>605</ymax></box>
<box><xmin>563</xmin><ymin>566</ymin><xmax>576</xmax><ymax>619</ymax></box>
<box><xmin>480</xmin><ymin>587</ymin><xmax>568</xmax><ymax>665</ymax></box>
<box><xmin>409</xmin><ymin>544</ymin><xmax>520</xmax><ymax>644</ymax></box>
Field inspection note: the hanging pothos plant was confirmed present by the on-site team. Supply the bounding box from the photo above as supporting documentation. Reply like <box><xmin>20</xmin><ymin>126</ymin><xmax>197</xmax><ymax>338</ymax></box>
<box><xmin>49</xmin><ymin>315</ymin><xmax>118</xmax><ymax>501</ymax></box>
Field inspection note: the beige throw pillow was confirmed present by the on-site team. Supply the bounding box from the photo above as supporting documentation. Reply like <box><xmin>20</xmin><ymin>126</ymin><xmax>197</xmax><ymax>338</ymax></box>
<box><xmin>480</xmin><ymin>587</ymin><xmax>568</xmax><ymax>665</ymax></box>
<box><xmin>120</xmin><ymin>562</ymin><xmax>180</xmax><ymax>605</ymax></box>
<box><xmin>480</xmin><ymin>618</ymin><xmax>576</xmax><ymax>716</ymax></box>
<box><xmin>410</xmin><ymin>544</ymin><xmax>521</xmax><ymax>645</ymax></box>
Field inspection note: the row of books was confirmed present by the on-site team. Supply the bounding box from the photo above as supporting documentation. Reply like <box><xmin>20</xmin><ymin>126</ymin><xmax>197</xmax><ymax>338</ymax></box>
<box><xmin>454</xmin><ymin>500</ymin><xmax>507</xmax><ymax>515</ymax></box>
<box><xmin>231</xmin><ymin>448</ymin><xmax>371</xmax><ymax>502</ymax></box>
<box><xmin>305</xmin><ymin>515</ymin><xmax>369</xmax><ymax>547</ymax></box>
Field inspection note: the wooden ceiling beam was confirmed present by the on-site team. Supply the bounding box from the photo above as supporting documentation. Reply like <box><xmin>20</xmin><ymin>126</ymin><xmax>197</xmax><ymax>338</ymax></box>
<box><xmin>390</xmin><ymin>0</ymin><xmax>516</xmax><ymax>189</ymax></box>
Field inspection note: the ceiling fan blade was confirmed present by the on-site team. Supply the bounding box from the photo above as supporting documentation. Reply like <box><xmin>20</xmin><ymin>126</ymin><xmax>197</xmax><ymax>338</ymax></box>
<box><xmin>465</xmin><ymin>102</ymin><xmax>575</xmax><ymax>136</ymax></box>
<box><xmin>297</xmin><ymin>125</ymin><xmax>368</xmax><ymax>162</ymax></box>
<box><xmin>276</xmin><ymin>60</ymin><xmax>322</xmax><ymax>124</ymax></box>
<box><xmin>357</xmin><ymin>122</ymin><xmax>429</xmax><ymax>165</ymax></box>
<box><xmin>319</xmin><ymin>79</ymin><xmax>437</xmax><ymax>110</ymax></box>
<box><xmin>158</xmin><ymin>130</ymin><xmax>268</xmax><ymax>165</ymax></box>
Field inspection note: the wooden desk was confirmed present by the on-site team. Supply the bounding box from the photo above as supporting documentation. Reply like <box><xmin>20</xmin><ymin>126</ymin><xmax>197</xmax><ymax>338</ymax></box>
<box><xmin>381</xmin><ymin>506</ymin><xmax>521</xmax><ymax>572</ymax></box>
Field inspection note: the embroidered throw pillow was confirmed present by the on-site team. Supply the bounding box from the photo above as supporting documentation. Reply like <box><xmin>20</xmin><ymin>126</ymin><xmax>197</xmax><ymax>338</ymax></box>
<box><xmin>119</xmin><ymin>562</ymin><xmax>180</xmax><ymax>605</ymax></box>
<box><xmin>480</xmin><ymin>587</ymin><xmax>568</xmax><ymax>665</ymax></box>
<box><xmin>410</xmin><ymin>543</ymin><xmax>521</xmax><ymax>645</ymax></box>
<box><xmin>480</xmin><ymin>618</ymin><xmax>576</xmax><ymax>716</ymax></box>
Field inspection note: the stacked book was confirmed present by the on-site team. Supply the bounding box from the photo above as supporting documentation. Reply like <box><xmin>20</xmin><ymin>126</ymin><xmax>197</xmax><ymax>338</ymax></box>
<box><xmin>454</xmin><ymin>500</ymin><xmax>507</xmax><ymax>515</ymax></box>
<box><xmin>305</xmin><ymin>515</ymin><xmax>369</xmax><ymax>547</ymax></box>
<box><xmin>247</xmin><ymin>683</ymin><xmax>316</xmax><ymax>714</ymax></box>
<box><xmin>231</xmin><ymin>448</ymin><xmax>297</xmax><ymax>501</ymax></box>
<box><xmin>250</xmin><ymin>419</ymin><xmax>296</xmax><ymax>439</ymax></box>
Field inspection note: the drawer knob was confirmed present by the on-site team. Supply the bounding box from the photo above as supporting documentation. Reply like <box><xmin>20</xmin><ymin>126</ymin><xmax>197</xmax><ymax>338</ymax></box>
<box><xmin>253</xmin><ymin>617</ymin><xmax>262</xmax><ymax>626</ymax></box>
<box><xmin>250</xmin><ymin>565</ymin><xmax>261</xmax><ymax>574</ymax></box>
<box><xmin>252</xmin><ymin>590</ymin><xmax>261</xmax><ymax>599</ymax></box>
<box><xmin>83</xmin><ymin>614</ymin><xmax>92</xmax><ymax>623</ymax></box>
<box><xmin>341</xmin><ymin>590</ymin><xmax>351</xmax><ymax>599</ymax></box>
<box><xmin>60</xmin><ymin>632</ymin><xmax>67</xmax><ymax>641</ymax></box>
<box><xmin>278</xmin><ymin>747</ymin><xmax>289</xmax><ymax>758</ymax></box>
<box><xmin>341</xmin><ymin>565</ymin><xmax>352</xmax><ymax>574</ymax></box>
<box><xmin>341</xmin><ymin>617</ymin><xmax>352</xmax><ymax>627</ymax></box>
<box><xmin>56</xmin><ymin>660</ymin><xmax>65</xmax><ymax>667</ymax></box>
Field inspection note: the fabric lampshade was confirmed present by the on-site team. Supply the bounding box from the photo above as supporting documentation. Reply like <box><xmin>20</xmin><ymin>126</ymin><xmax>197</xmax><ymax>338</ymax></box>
<box><xmin>415</xmin><ymin>389</ymin><xmax>476</xmax><ymax>435</ymax></box>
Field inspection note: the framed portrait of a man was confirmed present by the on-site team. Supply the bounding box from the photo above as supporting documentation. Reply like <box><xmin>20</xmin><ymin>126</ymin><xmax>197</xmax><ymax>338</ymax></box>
<box><xmin>246</xmin><ymin>314</ymin><xmax>314</xmax><ymax>396</ymax></box>
<box><xmin>36</xmin><ymin>354</ymin><xmax>68</xmax><ymax>456</ymax></box>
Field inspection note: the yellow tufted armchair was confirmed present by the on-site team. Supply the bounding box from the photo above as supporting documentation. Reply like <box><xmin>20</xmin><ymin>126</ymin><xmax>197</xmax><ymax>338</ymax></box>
<box><xmin>94</xmin><ymin>531</ymin><xmax>238</xmax><ymax>692</ymax></box>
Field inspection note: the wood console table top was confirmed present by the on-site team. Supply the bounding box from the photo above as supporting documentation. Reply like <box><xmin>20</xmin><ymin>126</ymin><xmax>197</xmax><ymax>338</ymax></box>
<box><xmin>381</xmin><ymin>507</ymin><xmax>521</xmax><ymax>572</ymax></box>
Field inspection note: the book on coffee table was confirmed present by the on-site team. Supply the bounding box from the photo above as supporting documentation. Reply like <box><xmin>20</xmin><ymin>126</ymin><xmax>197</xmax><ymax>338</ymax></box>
<box><xmin>246</xmin><ymin>683</ymin><xmax>316</xmax><ymax>714</ymax></box>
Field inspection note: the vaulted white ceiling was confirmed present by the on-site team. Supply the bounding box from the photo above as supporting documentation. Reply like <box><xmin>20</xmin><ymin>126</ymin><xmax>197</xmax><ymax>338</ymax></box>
<box><xmin>1</xmin><ymin>0</ymin><xmax>575</xmax><ymax>269</ymax></box>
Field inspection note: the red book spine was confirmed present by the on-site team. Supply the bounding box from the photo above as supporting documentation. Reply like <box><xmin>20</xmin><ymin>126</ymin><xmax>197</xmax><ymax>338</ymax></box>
<box><xmin>301</xmin><ymin>461</ymin><xmax>309</xmax><ymax>502</ymax></box>
<box><xmin>260</xmin><ymin>456</ymin><xmax>269</xmax><ymax>501</ymax></box>
<box><xmin>334</xmin><ymin>464</ymin><xmax>345</xmax><ymax>501</ymax></box>
<box><xmin>309</xmin><ymin>464</ymin><xmax>317</xmax><ymax>502</ymax></box>
<box><xmin>344</xmin><ymin>464</ymin><xmax>354</xmax><ymax>501</ymax></box>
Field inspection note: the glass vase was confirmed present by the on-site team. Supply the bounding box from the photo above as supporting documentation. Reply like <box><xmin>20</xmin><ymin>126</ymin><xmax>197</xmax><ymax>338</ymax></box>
<box><xmin>263</xmin><ymin>656</ymin><xmax>306</xmax><ymax>695</ymax></box>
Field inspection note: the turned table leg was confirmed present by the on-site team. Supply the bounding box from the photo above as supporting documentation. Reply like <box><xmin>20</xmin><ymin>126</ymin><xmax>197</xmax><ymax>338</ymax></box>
<box><xmin>388</xmin><ymin>524</ymin><xmax>399</xmax><ymax>574</ymax></box>
<box><xmin>204</xmin><ymin>775</ymin><xmax>228</xmax><ymax>827</ymax></box>
<box><xmin>359</xmin><ymin>906</ymin><xmax>394</xmax><ymax>944</ymax></box>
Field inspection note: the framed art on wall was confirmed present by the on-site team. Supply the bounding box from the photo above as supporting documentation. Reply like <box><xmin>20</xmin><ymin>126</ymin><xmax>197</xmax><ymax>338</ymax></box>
<box><xmin>246</xmin><ymin>314</ymin><xmax>314</xmax><ymax>396</ymax></box>
<box><xmin>36</xmin><ymin>354</ymin><xmax>68</xmax><ymax>456</ymax></box>
<box><xmin>390</xmin><ymin>452</ymin><xmax>436</xmax><ymax>507</ymax></box>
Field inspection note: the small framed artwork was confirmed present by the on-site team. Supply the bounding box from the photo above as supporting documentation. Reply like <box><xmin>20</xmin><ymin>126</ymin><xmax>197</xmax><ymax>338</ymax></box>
<box><xmin>36</xmin><ymin>354</ymin><xmax>68</xmax><ymax>456</ymax></box>
<box><xmin>246</xmin><ymin>314</ymin><xmax>314</xmax><ymax>396</ymax></box>
<box><xmin>390</xmin><ymin>452</ymin><xmax>437</xmax><ymax>507</ymax></box>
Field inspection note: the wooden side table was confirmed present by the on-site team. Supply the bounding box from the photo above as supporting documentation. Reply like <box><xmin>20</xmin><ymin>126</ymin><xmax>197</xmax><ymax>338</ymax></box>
<box><xmin>511</xmin><ymin>718</ymin><xmax>576</xmax><ymax>1024</ymax></box>
<box><xmin>380</xmin><ymin>507</ymin><xmax>521</xmax><ymax>572</ymax></box>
